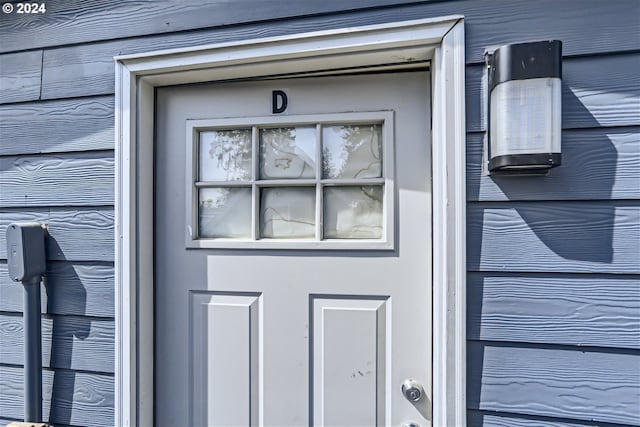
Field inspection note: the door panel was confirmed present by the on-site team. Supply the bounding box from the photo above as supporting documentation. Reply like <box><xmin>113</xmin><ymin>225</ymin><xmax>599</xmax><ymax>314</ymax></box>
<box><xmin>190</xmin><ymin>293</ymin><xmax>260</xmax><ymax>426</ymax></box>
<box><xmin>155</xmin><ymin>72</ymin><xmax>432</xmax><ymax>426</ymax></box>
<box><xmin>312</xmin><ymin>297</ymin><xmax>388</xmax><ymax>426</ymax></box>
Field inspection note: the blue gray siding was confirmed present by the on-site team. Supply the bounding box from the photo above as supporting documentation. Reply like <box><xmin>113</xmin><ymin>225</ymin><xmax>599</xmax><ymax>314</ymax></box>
<box><xmin>1</xmin><ymin>1</ymin><xmax>638</xmax><ymax>426</ymax></box>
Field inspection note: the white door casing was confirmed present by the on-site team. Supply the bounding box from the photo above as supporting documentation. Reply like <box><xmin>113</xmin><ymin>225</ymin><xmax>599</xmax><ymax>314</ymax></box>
<box><xmin>155</xmin><ymin>73</ymin><xmax>431</xmax><ymax>426</ymax></box>
<box><xmin>114</xmin><ymin>16</ymin><xmax>466</xmax><ymax>427</ymax></box>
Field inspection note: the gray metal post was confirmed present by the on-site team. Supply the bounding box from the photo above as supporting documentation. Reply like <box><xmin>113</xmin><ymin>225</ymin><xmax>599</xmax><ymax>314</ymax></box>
<box><xmin>6</xmin><ymin>223</ymin><xmax>47</xmax><ymax>423</ymax></box>
<box><xmin>23</xmin><ymin>279</ymin><xmax>42</xmax><ymax>422</ymax></box>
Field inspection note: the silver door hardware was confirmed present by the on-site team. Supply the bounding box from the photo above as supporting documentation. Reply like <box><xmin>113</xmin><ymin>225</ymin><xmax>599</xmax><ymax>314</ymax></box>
<box><xmin>401</xmin><ymin>423</ymin><xmax>420</xmax><ymax>427</ymax></box>
<box><xmin>401</xmin><ymin>378</ymin><xmax>424</xmax><ymax>402</ymax></box>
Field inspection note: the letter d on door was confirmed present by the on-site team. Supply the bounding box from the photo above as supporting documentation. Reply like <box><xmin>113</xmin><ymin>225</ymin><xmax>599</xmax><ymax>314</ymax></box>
<box><xmin>272</xmin><ymin>90</ymin><xmax>288</xmax><ymax>114</ymax></box>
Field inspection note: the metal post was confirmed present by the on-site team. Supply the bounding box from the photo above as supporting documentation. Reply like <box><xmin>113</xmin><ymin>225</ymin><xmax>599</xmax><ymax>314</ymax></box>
<box><xmin>23</xmin><ymin>279</ymin><xmax>42</xmax><ymax>422</ymax></box>
<box><xmin>5</xmin><ymin>222</ymin><xmax>46</xmax><ymax>423</ymax></box>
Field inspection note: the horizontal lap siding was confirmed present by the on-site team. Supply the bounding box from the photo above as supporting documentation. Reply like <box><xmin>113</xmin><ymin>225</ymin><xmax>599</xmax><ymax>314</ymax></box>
<box><xmin>467</xmin><ymin>273</ymin><xmax>640</xmax><ymax>349</ymax></box>
<box><xmin>467</xmin><ymin>410</ymin><xmax>630</xmax><ymax>427</ymax></box>
<box><xmin>0</xmin><ymin>50</ymin><xmax>42</xmax><ymax>104</ymax></box>
<box><xmin>468</xmin><ymin>201</ymin><xmax>640</xmax><ymax>274</ymax></box>
<box><xmin>0</xmin><ymin>0</ymin><xmax>417</xmax><ymax>53</ymax></box>
<box><xmin>0</xmin><ymin>366</ymin><xmax>113</xmax><ymax>427</ymax></box>
<box><xmin>466</xmin><ymin>53</ymin><xmax>640</xmax><ymax>132</ymax></box>
<box><xmin>0</xmin><ymin>262</ymin><xmax>114</xmax><ymax>317</ymax></box>
<box><xmin>467</xmin><ymin>342</ymin><xmax>640</xmax><ymax>425</ymax></box>
<box><xmin>0</xmin><ymin>208</ymin><xmax>114</xmax><ymax>261</ymax></box>
<box><xmin>0</xmin><ymin>96</ymin><xmax>114</xmax><ymax>155</ymax></box>
<box><xmin>0</xmin><ymin>0</ymin><xmax>635</xmax><ymax>103</ymax></box>
<box><xmin>0</xmin><ymin>313</ymin><xmax>114</xmax><ymax>373</ymax></box>
<box><xmin>0</xmin><ymin>152</ymin><xmax>114</xmax><ymax>207</ymax></box>
<box><xmin>0</xmin><ymin>1</ymin><xmax>639</xmax><ymax>426</ymax></box>
<box><xmin>0</xmin><ymin>0</ymin><xmax>637</xmax><ymax>60</ymax></box>
<box><xmin>461</xmin><ymin>1</ymin><xmax>640</xmax><ymax>423</ymax></box>
<box><xmin>0</xmin><ymin>18</ymin><xmax>116</xmax><ymax>420</ymax></box>
<box><xmin>467</xmin><ymin>128</ymin><xmax>640</xmax><ymax>201</ymax></box>
<box><xmin>0</xmin><ymin>419</ymin><xmax>74</xmax><ymax>427</ymax></box>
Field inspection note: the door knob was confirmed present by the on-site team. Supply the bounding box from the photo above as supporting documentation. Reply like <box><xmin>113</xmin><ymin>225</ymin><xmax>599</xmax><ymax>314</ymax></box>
<box><xmin>401</xmin><ymin>378</ymin><xmax>424</xmax><ymax>402</ymax></box>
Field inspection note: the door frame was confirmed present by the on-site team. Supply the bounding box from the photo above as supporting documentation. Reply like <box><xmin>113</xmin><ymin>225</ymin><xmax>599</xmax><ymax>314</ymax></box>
<box><xmin>114</xmin><ymin>15</ymin><xmax>466</xmax><ymax>427</ymax></box>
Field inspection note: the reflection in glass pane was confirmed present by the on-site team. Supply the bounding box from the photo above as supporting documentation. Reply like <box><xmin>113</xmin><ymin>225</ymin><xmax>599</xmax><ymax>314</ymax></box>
<box><xmin>199</xmin><ymin>188</ymin><xmax>251</xmax><ymax>238</ymax></box>
<box><xmin>260</xmin><ymin>127</ymin><xmax>316</xmax><ymax>179</ymax></box>
<box><xmin>323</xmin><ymin>186</ymin><xmax>383</xmax><ymax>239</ymax></box>
<box><xmin>199</xmin><ymin>129</ymin><xmax>252</xmax><ymax>181</ymax></box>
<box><xmin>322</xmin><ymin>124</ymin><xmax>382</xmax><ymax>179</ymax></box>
<box><xmin>260</xmin><ymin>187</ymin><xmax>315</xmax><ymax>238</ymax></box>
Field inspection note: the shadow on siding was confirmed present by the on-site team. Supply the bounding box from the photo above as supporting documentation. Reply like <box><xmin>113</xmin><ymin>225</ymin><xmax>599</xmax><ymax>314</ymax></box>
<box><xmin>466</xmin><ymin>71</ymin><xmax>621</xmax><ymax>423</ymax></box>
<box><xmin>45</xmin><ymin>235</ymin><xmax>89</xmax><ymax>426</ymax></box>
<box><xmin>492</xmin><ymin>82</ymin><xmax>617</xmax><ymax>264</ymax></box>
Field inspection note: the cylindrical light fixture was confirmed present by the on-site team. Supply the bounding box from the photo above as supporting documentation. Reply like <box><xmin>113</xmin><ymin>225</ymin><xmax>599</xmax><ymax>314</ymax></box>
<box><xmin>486</xmin><ymin>40</ymin><xmax>562</xmax><ymax>173</ymax></box>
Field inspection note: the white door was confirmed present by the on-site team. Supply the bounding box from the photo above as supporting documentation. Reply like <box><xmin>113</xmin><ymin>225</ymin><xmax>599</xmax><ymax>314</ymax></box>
<box><xmin>155</xmin><ymin>72</ymin><xmax>432</xmax><ymax>427</ymax></box>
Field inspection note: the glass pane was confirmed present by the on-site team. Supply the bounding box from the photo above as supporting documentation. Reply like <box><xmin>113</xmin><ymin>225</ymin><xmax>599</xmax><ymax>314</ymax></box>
<box><xmin>199</xmin><ymin>188</ymin><xmax>251</xmax><ymax>238</ymax></box>
<box><xmin>260</xmin><ymin>187</ymin><xmax>315</xmax><ymax>238</ymax></box>
<box><xmin>323</xmin><ymin>186</ymin><xmax>383</xmax><ymax>239</ymax></box>
<box><xmin>199</xmin><ymin>129</ymin><xmax>252</xmax><ymax>181</ymax></box>
<box><xmin>260</xmin><ymin>127</ymin><xmax>316</xmax><ymax>179</ymax></box>
<box><xmin>322</xmin><ymin>124</ymin><xmax>382</xmax><ymax>179</ymax></box>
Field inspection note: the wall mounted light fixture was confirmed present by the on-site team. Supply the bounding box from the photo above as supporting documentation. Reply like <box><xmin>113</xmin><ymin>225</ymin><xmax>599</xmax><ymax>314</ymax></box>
<box><xmin>486</xmin><ymin>40</ymin><xmax>562</xmax><ymax>174</ymax></box>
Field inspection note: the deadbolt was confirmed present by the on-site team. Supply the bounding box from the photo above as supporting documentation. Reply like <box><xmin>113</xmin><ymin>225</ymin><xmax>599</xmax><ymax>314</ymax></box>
<box><xmin>401</xmin><ymin>378</ymin><xmax>424</xmax><ymax>402</ymax></box>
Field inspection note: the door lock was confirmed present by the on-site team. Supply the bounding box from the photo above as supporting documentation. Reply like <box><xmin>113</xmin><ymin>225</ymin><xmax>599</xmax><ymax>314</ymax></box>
<box><xmin>401</xmin><ymin>378</ymin><xmax>424</xmax><ymax>402</ymax></box>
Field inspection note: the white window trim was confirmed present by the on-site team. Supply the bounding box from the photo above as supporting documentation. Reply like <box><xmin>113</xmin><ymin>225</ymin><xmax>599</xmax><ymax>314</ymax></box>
<box><xmin>115</xmin><ymin>15</ymin><xmax>466</xmax><ymax>427</ymax></box>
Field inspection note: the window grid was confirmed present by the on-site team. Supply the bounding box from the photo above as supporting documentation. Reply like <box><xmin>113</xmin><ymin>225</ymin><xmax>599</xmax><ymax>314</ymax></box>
<box><xmin>187</xmin><ymin>111</ymin><xmax>394</xmax><ymax>248</ymax></box>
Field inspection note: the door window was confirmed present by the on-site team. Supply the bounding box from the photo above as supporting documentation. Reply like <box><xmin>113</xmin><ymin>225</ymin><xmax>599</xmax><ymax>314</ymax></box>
<box><xmin>186</xmin><ymin>112</ymin><xmax>394</xmax><ymax>249</ymax></box>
